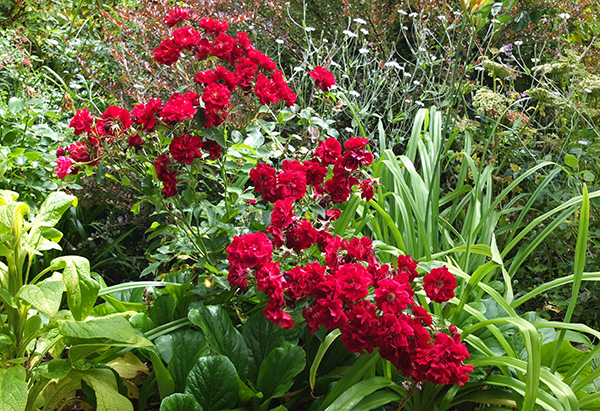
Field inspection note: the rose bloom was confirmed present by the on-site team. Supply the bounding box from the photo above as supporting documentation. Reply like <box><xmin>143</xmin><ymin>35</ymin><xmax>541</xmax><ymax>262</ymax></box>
<box><xmin>170</xmin><ymin>135</ymin><xmax>202</xmax><ymax>164</ymax></box>
<box><xmin>69</xmin><ymin>108</ymin><xmax>93</xmax><ymax>135</ymax></box>
<box><xmin>55</xmin><ymin>156</ymin><xmax>73</xmax><ymax>179</ymax></box>
<box><xmin>164</xmin><ymin>7</ymin><xmax>191</xmax><ymax>27</ymax></box>
<box><xmin>423</xmin><ymin>266</ymin><xmax>457</xmax><ymax>303</ymax></box>
<box><xmin>309</xmin><ymin>66</ymin><xmax>335</xmax><ymax>91</ymax></box>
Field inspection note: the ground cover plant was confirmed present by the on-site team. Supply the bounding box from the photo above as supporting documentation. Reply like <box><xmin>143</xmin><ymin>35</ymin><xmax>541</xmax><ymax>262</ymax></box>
<box><xmin>1</xmin><ymin>0</ymin><xmax>600</xmax><ymax>410</ymax></box>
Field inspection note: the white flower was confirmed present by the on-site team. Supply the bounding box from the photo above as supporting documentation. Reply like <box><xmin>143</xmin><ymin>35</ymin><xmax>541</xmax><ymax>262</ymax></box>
<box><xmin>418</xmin><ymin>46</ymin><xmax>427</xmax><ymax>52</ymax></box>
<box><xmin>343</xmin><ymin>29</ymin><xmax>358</xmax><ymax>38</ymax></box>
<box><xmin>402</xmin><ymin>26</ymin><xmax>408</xmax><ymax>31</ymax></box>
<box><xmin>431</xmin><ymin>55</ymin><xmax>437</xmax><ymax>61</ymax></box>
<box><xmin>384</xmin><ymin>61</ymin><xmax>402</xmax><ymax>69</ymax></box>
<box><xmin>342</xmin><ymin>74</ymin><xmax>349</xmax><ymax>79</ymax></box>
<box><xmin>293</xmin><ymin>66</ymin><xmax>304</xmax><ymax>72</ymax></box>
<box><xmin>583</xmin><ymin>88</ymin><xmax>593</xmax><ymax>94</ymax></box>
<box><xmin>409</xmin><ymin>12</ymin><xmax>418</xmax><ymax>18</ymax></box>
<box><xmin>353</xmin><ymin>18</ymin><xmax>367</xmax><ymax>25</ymax></box>
<box><xmin>558</xmin><ymin>13</ymin><xmax>570</xmax><ymax>20</ymax></box>
<box><xmin>437</xmin><ymin>15</ymin><xmax>447</xmax><ymax>21</ymax></box>
<box><xmin>531</xmin><ymin>58</ymin><xmax>540</xmax><ymax>63</ymax></box>
<box><xmin>413</xmin><ymin>80</ymin><xmax>420</xmax><ymax>85</ymax></box>
<box><xmin>304</xmin><ymin>26</ymin><xmax>315</xmax><ymax>32</ymax></box>
<box><xmin>359</xmin><ymin>48</ymin><xmax>369</xmax><ymax>54</ymax></box>
<box><xmin>345</xmin><ymin>127</ymin><xmax>354</xmax><ymax>133</ymax></box>
<box><xmin>514</xmin><ymin>40</ymin><xmax>523</xmax><ymax>46</ymax></box>
<box><xmin>360</xmin><ymin>28</ymin><xmax>369</xmax><ymax>35</ymax></box>
<box><xmin>415</xmin><ymin>100</ymin><xmax>425</xmax><ymax>106</ymax></box>
<box><xmin>398</xmin><ymin>9</ymin><xmax>407</xmax><ymax>15</ymax></box>
<box><xmin>403</xmin><ymin>72</ymin><xmax>412</xmax><ymax>77</ymax></box>
<box><xmin>331</xmin><ymin>60</ymin><xmax>341</xmax><ymax>67</ymax></box>
<box><xmin>474</xmin><ymin>66</ymin><xmax>485</xmax><ymax>71</ymax></box>
<box><xmin>349</xmin><ymin>90</ymin><xmax>360</xmax><ymax>97</ymax></box>
<box><xmin>276</xmin><ymin>39</ymin><xmax>284</xmax><ymax>44</ymax></box>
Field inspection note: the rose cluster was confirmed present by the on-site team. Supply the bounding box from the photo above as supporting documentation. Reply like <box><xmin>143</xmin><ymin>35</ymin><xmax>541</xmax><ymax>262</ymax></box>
<box><xmin>226</xmin><ymin>227</ymin><xmax>471</xmax><ymax>385</ymax></box>
<box><xmin>227</xmin><ymin>136</ymin><xmax>472</xmax><ymax>386</ymax></box>
<box><xmin>249</xmin><ymin>136</ymin><xmax>376</xmax><ymax>207</ymax></box>
<box><xmin>59</xmin><ymin>12</ymin><xmax>297</xmax><ymax>200</ymax></box>
<box><xmin>152</xmin><ymin>12</ymin><xmax>296</xmax><ymax>126</ymax></box>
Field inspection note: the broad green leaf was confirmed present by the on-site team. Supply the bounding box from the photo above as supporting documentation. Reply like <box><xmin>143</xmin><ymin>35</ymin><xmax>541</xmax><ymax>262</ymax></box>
<box><xmin>541</xmin><ymin>340</ymin><xmax>591</xmax><ymax>381</ymax></box>
<box><xmin>0</xmin><ymin>190</ymin><xmax>18</xmax><ymax>206</ymax></box>
<box><xmin>160</xmin><ymin>393</ymin><xmax>203</xmax><ymax>411</ymax></box>
<box><xmin>165</xmin><ymin>332</ymin><xmax>209</xmax><ymax>392</ymax></box>
<box><xmin>257</xmin><ymin>344</ymin><xmax>305</xmax><ymax>400</ymax></box>
<box><xmin>106</xmin><ymin>351</ymin><xmax>150</xmax><ymax>379</ymax></box>
<box><xmin>242</xmin><ymin>311</ymin><xmax>300</xmax><ymax>384</ymax></box>
<box><xmin>16</xmin><ymin>280</ymin><xmax>63</xmax><ymax>318</ymax></box>
<box><xmin>149</xmin><ymin>348</ymin><xmax>175</xmax><ymax>399</ymax></box>
<box><xmin>185</xmin><ymin>356</ymin><xmax>239</xmax><ymax>411</ymax></box>
<box><xmin>7</xmin><ymin>97</ymin><xmax>26</xmax><ymax>115</ymax></box>
<box><xmin>24</xmin><ymin>315</ymin><xmax>43</xmax><ymax>339</ymax></box>
<box><xmin>59</xmin><ymin>316</ymin><xmax>152</xmax><ymax>350</ymax></box>
<box><xmin>28</xmin><ymin>192</ymin><xmax>76</xmax><ymax>251</ymax></box>
<box><xmin>52</xmin><ymin>256</ymin><xmax>98</xmax><ymax>320</ymax></box>
<box><xmin>0</xmin><ymin>202</ymin><xmax>29</xmax><ymax>234</ymax></box>
<box><xmin>188</xmin><ymin>306</ymin><xmax>249</xmax><ymax>379</ymax></box>
<box><xmin>0</xmin><ymin>287</ymin><xmax>16</xmax><ymax>308</ymax></box>
<box><xmin>72</xmin><ymin>368</ymin><xmax>133</xmax><ymax>411</ymax></box>
<box><xmin>564</xmin><ymin>154</ymin><xmax>579</xmax><ymax>169</ymax></box>
<box><xmin>0</xmin><ymin>366</ymin><xmax>27</xmax><ymax>411</ymax></box>
<box><xmin>38</xmin><ymin>358</ymin><xmax>72</xmax><ymax>379</ymax></box>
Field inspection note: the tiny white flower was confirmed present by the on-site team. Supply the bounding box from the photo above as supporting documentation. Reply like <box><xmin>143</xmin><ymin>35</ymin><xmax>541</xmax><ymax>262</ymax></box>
<box><xmin>558</xmin><ymin>13</ymin><xmax>570</xmax><ymax>20</ymax></box>
<box><xmin>474</xmin><ymin>66</ymin><xmax>485</xmax><ymax>71</ymax></box>
<box><xmin>331</xmin><ymin>60</ymin><xmax>341</xmax><ymax>67</ymax></box>
<box><xmin>514</xmin><ymin>40</ymin><xmax>523</xmax><ymax>46</ymax></box>
<box><xmin>275</xmin><ymin>39</ymin><xmax>284</xmax><ymax>44</ymax></box>
<box><xmin>418</xmin><ymin>46</ymin><xmax>427</xmax><ymax>52</ymax></box>
<box><xmin>583</xmin><ymin>88</ymin><xmax>593</xmax><ymax>94</ymax></box>
<box><xmin>384</xmin><ymin>61</ymin><xmax>401</xmax><ymax>69</ymax></box>
<box><xmin>360</xmin><ymin>28</ymin><xmax>369</xmax><ymax>35</ymax></box>
<box><xmin>453</xmin><ymin>10</ymin><xmax>461</xmax><ymax>16</ymax></box>
<box><xmin>359</xmin><ymin>48</ymin><xmax>369</xmax><ymax>54</ymax></box>
<box><xmin>293</xmin><ymin>66</ymin><xmax>304</xmax><ymax>72</ymax></box>
<box><xmin>343</xmin><ymin>29</ymin><xmax>358</xmax><ymax>38</ymax></box>
<box><xmin>437</xmin><ymin>15</ymin><xmax>447</xmax><ymax>21</ymax></box>
<box><xmin>349</xmin><ymin>90</ymin><xmax>360</xmax><ymax>97</ymax></box>
<box><xmin>353</xmin><ymin>18</ymin><xmax>367</xmax><ymax>25</ymax></box>
<box><xmin>345</xmin><ymin>127</ymin><xmax>354</xmax><ymax>133</ymax></box>
<box><xmin>413</xmin><ymin>80</ymin><xmax>420</xmax><ymax>85</ymax></box>
<box><xmin>304</xmin><ymin>26</ymin><xmax>315</xmax><ymax>32</ymax></box>
<box><xmin>323</xmin><ymin>38</ymin><xmax>329</xmax><ymax>43</ymax></box>
<box><xmin>409</xmin><ymin>12</ymin><xmax>418</xmax><ymax>18</ymax></box>
<box><xmin>431</xmin><ymin>55</ymin><xmax>437</xmax><ymax>61</ymax></box>
<box><xmin>415</xmin><ymin>100</ymin><xmax>425</xmax><ymax>106</ymax></box>
<box><xmin>404</xmin><ymin>98</ymin><xmax>412</xmax><ymax>103</ymax></box>
<box><xmin>248</xmin><ymin>24</ymin><xmax>255</xmax><ymax>30</ymax></box>
<box><xmin>403</xmin><ymin>72</ymin><xmax>412</xmax><ymax>77</ymax></box>
<box><xmin>342</xmin><ymin>74</ymin><xmax>349</xmax><ymax>79</ymax></box>
<box><xmin>398</xmin><ymin>9</ymin><xmax>407</xmax><ymax>15</ymax></box>
<box><xmin>402</xmin><ymin>26</ymin><xmax>408</xmax><ymax>31</ymax></box>
<box><xmin>531</xmin><ymin>58</ymin><xmax>540</xmax><ymax>63</ymax></box>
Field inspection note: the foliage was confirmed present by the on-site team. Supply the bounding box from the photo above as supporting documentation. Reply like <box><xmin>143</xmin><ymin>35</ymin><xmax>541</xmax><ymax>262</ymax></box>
<box><xmin>0</xmin><ymin>190</ymin><xmax>151</xmax><ymax>411</ymax></box>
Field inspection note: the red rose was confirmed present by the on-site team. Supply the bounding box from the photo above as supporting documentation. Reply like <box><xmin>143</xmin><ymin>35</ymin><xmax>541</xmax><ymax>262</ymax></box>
<box><xmin>161</xmin><ymin>171</ymin><xmax>178</xmax><ymax>198</ymax></box>
<box><xmin>173</xmin><ymin>26</ymin><xmax>202</xmax><ymax>50</ymax></box>
<box><xmin>170</xmin><ymin>135</ymin><xmax>202</xmax><ymax>164</ymax></box>
<box><xmin>202</xmin><ymin>83</ymin><xmax>231</xmax><ymax>107</ymax></box>
<box><xmin>210</xmin><ymin>32</ymin><xmax>236</xmax><ymax>61</ymax></box>
<box><xmin>164</xmin><ymin>7</ymin><xmax>191</xmax><ymax>27</ymax></box>
<box><xmin>55</xmin><ymin>156</ymin><xmax>73</xmax><ymax>179</ymax></box>
<box><xmin>131</xmin><ymin>98</ymin><xmax>162</xmax><ymax>131</ymax></box>
<box><xmin>271</xmin><ymin>197</ymin><xmax>294</xmax><ymax>229</ymax></box>
<box><xmin>153</xmin><ymin>39</ymin><xmax>182</xmax><ymax>66</ymax></box>
<box><xmin>69</xmin><ymin>108</ymin><xmax>93</xmax><ymax>135</ymax></box>
<box><xmin>248</xmin><ymin>49</ymin><xmax>276</xmax><ymax>71</ymax></box>
<box><xmin>66</xmin><ymin>142</ymin><xmax>91</xmax><ymax>163</ymax></box>
<box><xmin>309</xmin><ymin>66</ymin><xmax>335</xmax><ymax>91</ymax></box>
<box><xmin>226</xmin><ymin>232</ymin><xmax>273</xmax><ymax>269</ymax></box>
<box><xmin>160</xmin><ymin>92</ymin><xmax>198</xmax><ymax>122</ymax></box>
<box><xmin>254</xmin><ymin>73</ymin><xmax>279</xmax><ymax>105</ymax></box>
<box><xmin>154</xmin><ymin>154</ymin><xmax>171</xmax><ymax>179</ymax></box>
<box><xmin>202</xmin><ymin>140</ymin><xmax>223</xmax><ymax>159</ymax></box>
<box><xmin>314</xmin><ymin>138</ymin><xmax>342</xmax><ymax>165</ymax></box>
<box><xmin>128</xmin><ymin>134</ymin><xmax>144</xmax><ymax>149</ymax></box>
<box><xmin>198</xmin><ymin>17</ymin><xmax>229</xmax><ymax>34</ymax></box>
<box><xmin>423</xmin><ymin>266</ymin><xmax>457</xmax><ymax>303</ymax></box>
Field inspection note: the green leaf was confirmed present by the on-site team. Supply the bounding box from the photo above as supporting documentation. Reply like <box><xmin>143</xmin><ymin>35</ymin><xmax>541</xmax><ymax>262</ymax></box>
<box><xmin>38</xmin><ymin>358</ymin><xmax>72</xmax><ymax>379</ymax></box>
<box><xmin>188</xmin><ymin>306</ymin><xmax>249</xmax><ymax>379</ymax></box>
<box><xmin>7</xmin><ymin>97</ymin><xmax>26</xmax><ymax>115</ymax></box>
<box><xmin>96</xmin><ymin>162</ymin><xmax>107</xmax><ymax>183</ymax></box>
<box><xmin>166</xmin><ymin>332</ymin><xmax>209</xmax><ymax>392</ymax></box>
<box><xmin>149</xmin><ymin>348</ymin><xmax>175</xmax><ymax>399</ymax></box>
<box><xmin>72</xmin><ymin>368</ymin><xmax>133</xmax><ymax>411</ymax></box>
<box><xmin>310</xmin><ymin>329</ymin><xmax>341</xmax><ymax>390</ymax></box>
<box><xmin>323</xmin><ymin>377</ymin><xmax>403</xmax><ymax>411</ymax></box>
<box><xmin>160</xmin><ymin>393</ymin><xmax>203</xmax><ymax>411</ymax></box>
<box><xmin>59</xmin><ymin>316</ymin><xmax>152</xmax><ymax>361</ymax></box>
<box><xmin>242</xmin><ymin>311</ymin><xmax>300</xmax><ymax>384</ymax></box>
<box><xmin>582</xmin><ymin>172</ymin><xmax>595</xmax><ymax>182</ymax></box>
<box><xmin>52</xmin><ymin>256</ymin><xmax>98</xmax><ymax>320</ymax></box>
<box><xmin>243</xmin><ymin>128</ymin><xmax>264</xmax><ymax>149</ymax></box>
<box><xmin>16</xmin><ymin>280</ymin><xmax>63</xmax><ymax>318</ymax></box>
<box><xmin>28</xmin><ymin>192</ymin><xmax>76</xmax><ymax>250</ymax></box>
<box><xmin>0</xmin><ymin>287</ymin><xmax>16</xmax><ymax>308</ymax></box>
<box><xmin>257</xmin><ymin>344</ymin><xmax>305</xmax><ymax>400</ymax></box>
<box><xmin>0</xmin><ymin>366</ymin><xmax>27</xmax><ymax>411</ymax></box>
<box><xmin>185</xmin><ymin>356</ymin><xmax>239</xmax><ymax>411</ymax></box>
<box><xmin>564</xmin><ymin>154</ymin><xmax>579</xmax><ymax>169</ymax></box>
